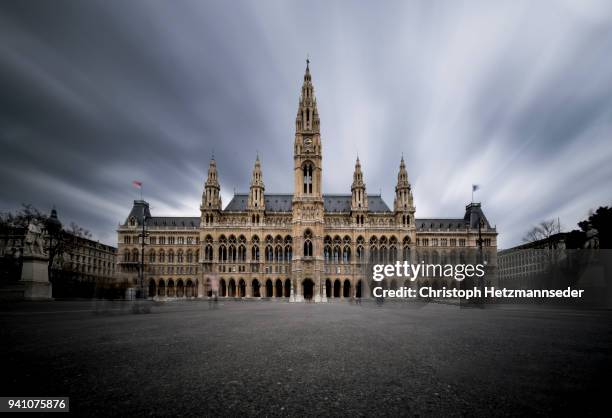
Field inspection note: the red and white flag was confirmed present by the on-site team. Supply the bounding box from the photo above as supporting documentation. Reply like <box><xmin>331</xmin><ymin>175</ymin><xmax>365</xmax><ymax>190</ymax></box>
<box><xmin>132</xmin><ymin>180</ymin><xmax>142</xmax><ymax>189</ymax></box>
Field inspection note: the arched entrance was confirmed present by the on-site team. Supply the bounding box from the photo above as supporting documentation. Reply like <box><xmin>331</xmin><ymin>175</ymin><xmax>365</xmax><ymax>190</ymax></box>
<box><xmin>275</xmin><ymin>279</ymin><xmax>283</xmax><ymax>298</ymax></box>
<box><xmin>228</xmin><ymin>279</ymin><xmax>236</xmax><ymax>297</ymax></box>
<box><xmin>252</xmin><ymin>279</ymin><xmax>261</xmax><ymax>297</ymax></box>
<box><xmin>325</xmin><ymin>279</ymin><xmax>332</xmax><ymax>298</ymax></box>
<box><xmin>265</xmin><ymin>279</ymin><xmax>273</xmax><ymax>297</ymax></box>
<box><xmin>186</xmin><ymin>280</ymin><xmax>194</xmax><ymax>297</ymax></box>
<box><xmin>167</xmin><ymin>279</ymin><xmax>175</xmax><ymax>297</ymax></box>
<box><xmin>343</xmin><ymin>279</ymin><xmax>351</xmax><ymax>298</ymax></box>
<box><xmin>238</xmin><ymin>279</ymin><xmax>246</xmax><ymax>297</ymax></box>
<box><xmin>302</xmin><ymin>278</ymin><xmax>314</xmax><ymax>300</ymax></box>
<box><xmin>220</xmin><ymin>279</ymin><xmax>227</xmax><ymax>297</ymax></box>
<box><xmin>158</xmin><ymin>279</ymin><xmax>165</xmax><ymax>297</ymax></box>
<box><xmin>148</xmin><ymin>279</ymin><xmax>156</xmax><ymax>297</ymax></box>
<box><xmin>177</xmin><ymin>280</ymin><xmax>185</xmax><ymax>297</ymax></box>
<box><xmin>356</xmin><ymin>280</ymin><xmax>362</xmax><ymax>298</ymax></box>
<box><xmin>333</xmin><ymin>279</ymin><xmax>341</xmax><ymax>298</ymax></box>
<box><xmin>284</xmin><ymin>279</ymin><xmax>291</xmax><ymax>297</ymax></box>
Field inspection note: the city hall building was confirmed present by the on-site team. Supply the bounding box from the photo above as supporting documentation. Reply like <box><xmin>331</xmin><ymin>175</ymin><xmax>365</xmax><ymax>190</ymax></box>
<box><xmin>117</xmin><ymin>62</ymin><xmax>498</xmax><ymax>302</ymax></box>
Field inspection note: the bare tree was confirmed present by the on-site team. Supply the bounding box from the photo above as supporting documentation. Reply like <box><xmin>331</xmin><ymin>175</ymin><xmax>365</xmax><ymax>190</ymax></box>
<box><xmin>523</xmin><ymin>219</ymin><xmax>562</xmax><ymax>244</ymax></box>
<box><xmin>1</xmin><ymin>204</ymin><xmax>90</xmax><ymax>277</ymax></box>
<box><xmin>68</xmin><ymin>221</ymin><xmax>92</xmax><ymax>239</ymax></box>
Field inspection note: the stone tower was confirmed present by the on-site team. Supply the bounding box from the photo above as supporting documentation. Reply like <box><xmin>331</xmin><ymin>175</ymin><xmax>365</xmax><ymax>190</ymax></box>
<box><xmin>247</xmin><ymin>154</ymin><xmax>265</xmax><ymax>225</ymax></box>
<box><xmin>394</xmin><ymin>156</ymin><xmax>415</xmax><ymax>228</ymax></box>
<box><xmin>292</xmin><ymin>59</ymin><xmax>325</xmax><ymax>301</ymax></box>
<box><xmin>201</xmin><ymin>158</ymin><xmax>222</xmax><ymax>226</ymax></box>
<box><xmin>351</xmin><ymin>157</ymin><xmax>368</xmax><ymax>226</ymax></box>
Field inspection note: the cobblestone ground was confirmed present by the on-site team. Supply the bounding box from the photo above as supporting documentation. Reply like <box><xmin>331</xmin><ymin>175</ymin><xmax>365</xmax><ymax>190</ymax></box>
<box><xmin>1</xmin><ymin>300</ymin><xmax>611</xmax><ymax>417</ymax></box>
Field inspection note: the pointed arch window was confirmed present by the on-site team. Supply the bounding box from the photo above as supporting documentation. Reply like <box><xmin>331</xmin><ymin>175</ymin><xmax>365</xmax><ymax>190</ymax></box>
<box><xmin>303</xmin><ymin>163</ymin><xmax>313</xmax><ymax>194</ymax></box>
<box><xmin>303</xmin><ymin>230</ymin><xmax>313</xmax><ymax>257</ymax></box>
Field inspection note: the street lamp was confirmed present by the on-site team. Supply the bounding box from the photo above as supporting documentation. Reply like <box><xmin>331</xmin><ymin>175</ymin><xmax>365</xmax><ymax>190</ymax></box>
<box><xmin>476</xmin><ymin>217</ymin><xmax>485</xmax><ymax>304</ymax></box>
<box><xmin>45</xmin><ymin>207</ymin><xmax>63</xmax><ymax>278</ymax></box>
<box><xmin>137</xmin><ymin>212</ymin><xmax>150</xmax><ymax>299</ymax></box>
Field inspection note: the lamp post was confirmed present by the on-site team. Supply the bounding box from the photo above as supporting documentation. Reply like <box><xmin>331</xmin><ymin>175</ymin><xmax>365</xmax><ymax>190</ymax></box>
<box><xmin>138</xmin><ymin>212</ymin><xmax>150</xmax><ymax>299</ymax></box>
<box><xmin>45</xmin><ymin>208</ymin><xmax>63</xmax><ymax>280</ymax></box>
<box><xmin>476</xmin><ymin>217</ymin><xmax>485</xmax><ymax>305</ymax></box>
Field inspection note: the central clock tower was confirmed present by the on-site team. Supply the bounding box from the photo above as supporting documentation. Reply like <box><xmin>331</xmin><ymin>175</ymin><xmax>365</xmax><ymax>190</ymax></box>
<box><xmin>292</xmin><ymin>59</ymin><xmax>325</xmax><ymax>301</ymax></box>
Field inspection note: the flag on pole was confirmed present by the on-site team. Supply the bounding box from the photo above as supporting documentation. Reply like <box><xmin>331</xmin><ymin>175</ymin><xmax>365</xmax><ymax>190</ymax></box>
<box><xmin>132</xmin><ymin>180</ymin><xmax>142</xmax><ymax>189</ymax></box>
<box><xmin>471</xmin><ymin>184</ymin><xmax>480</xmax><ymax>203</ymax></box>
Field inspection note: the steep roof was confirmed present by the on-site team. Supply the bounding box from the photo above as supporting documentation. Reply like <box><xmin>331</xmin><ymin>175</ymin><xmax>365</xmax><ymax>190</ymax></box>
<box><xmin>224</xmin><ymin>193</ymin><xmax>392</xmax><ymax>213</ymax></box>
<box><xmin>415</xmin><ymin>218</ymin><xmax>467</xmax><ymax>231</ymax></box>
<box><xmin>414</xmin><ymin>203</ymin><xmax>494</xmax><ymax>232</ymax></box>
<box><xmin>125</xmin><ymin>200</ymin><xmax>151</xmax><ymax>226</ymax></box>
<box><xmin>146</xmin><ymin>217</ymin><xmax>200</xmax><ymax>228</ymax></box>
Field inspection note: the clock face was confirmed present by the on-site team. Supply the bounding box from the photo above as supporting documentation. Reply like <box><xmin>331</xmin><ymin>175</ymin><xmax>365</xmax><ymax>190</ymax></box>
<box><xmin>304</xmin><ymin>137</ymin><xmax>312</xmax><ymax>146</ymax></box>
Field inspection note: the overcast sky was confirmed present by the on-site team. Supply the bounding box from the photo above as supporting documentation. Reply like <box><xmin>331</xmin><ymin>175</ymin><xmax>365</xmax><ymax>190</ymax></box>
<box><xmin>1</xmin><ymin>0</ymin><xmax>612</xmax><ymax>248</ymax></box>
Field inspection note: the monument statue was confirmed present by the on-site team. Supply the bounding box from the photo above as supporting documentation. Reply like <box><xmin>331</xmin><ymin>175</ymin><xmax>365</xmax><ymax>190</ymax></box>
<box><xmin>23</xmin><ymin>220</ymin><xmax>46</xmax><ymax>257</ymax></box>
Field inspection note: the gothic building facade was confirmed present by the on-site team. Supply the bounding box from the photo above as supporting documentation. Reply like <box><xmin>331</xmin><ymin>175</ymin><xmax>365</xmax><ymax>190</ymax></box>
<box><xmin>117</xmin><ymin>63</ymin><xmax>498</xmax><ymax>301</ymax></box>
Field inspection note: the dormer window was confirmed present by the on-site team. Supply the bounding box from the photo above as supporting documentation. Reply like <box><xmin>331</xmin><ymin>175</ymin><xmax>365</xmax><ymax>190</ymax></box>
<box><xmin>129</xmin><ymin>217</ymin><xmax>136</xmax><ymax>227</ymax></box>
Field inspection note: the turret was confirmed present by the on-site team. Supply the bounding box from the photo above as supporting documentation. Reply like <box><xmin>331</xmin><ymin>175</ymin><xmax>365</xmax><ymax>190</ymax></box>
<box><xmin>201</xmin><ymin>158</ymin><xmax>222</xmax><ymax>225</ymax></box>
<box><xmin>351</xmin><ymin>157</ymin><xmax>368</xmax><ymax>225</ymax></box>
<box><xmin>247</xmin><ymin>155</ymin><xmax>265</xmax><ymax>225</ymax></box>
<box><xmin>394</xmin><ymin>156</ymin><xmax>415</xmax><ymax>227</ymax></box>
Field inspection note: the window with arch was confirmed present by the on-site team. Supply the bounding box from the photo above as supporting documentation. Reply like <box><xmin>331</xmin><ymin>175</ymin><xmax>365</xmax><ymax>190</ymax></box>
<box><xmin>343</xmin><ymin>246</ymin><xmax>351</xmax><ymax>263</ymax></box>
<box><xmin>218</xmin><ymin>245</ymin><xmax>227</xmax><ymax>263</ymax></box>
<box><xmin>284</xmin><ymin>245</ymin><xmax>292</xmax><ymax>262</ymax></box>
<box><xmin>228</xmin><ymin>245</ymin><xmax>237</xmax><ymax>262</ymax></box>
<box><xmin>303</xmin><ymin>230</ymin><xmax>313</xmax><ymax>257</ymax></box>
<box><xmin>204</xmin><ymin>244</ymin><xmax>213</xmax><ymax>261</ymax></box>
<box><xmin>274</xmin><ymin>245</ymin><xmax>283</xmax><ymax>263</ymax></box>
<box><xmin>303</xmin><ymin>163</ymin><xmax>313</xmax><ymax>194</ymax></box>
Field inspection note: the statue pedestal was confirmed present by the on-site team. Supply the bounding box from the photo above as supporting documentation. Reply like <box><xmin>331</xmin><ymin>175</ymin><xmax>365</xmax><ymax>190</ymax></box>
<box><xmin>20</xmin><ymin>254</ymin><xmax>53</xmax><ymax>300</ymax></box>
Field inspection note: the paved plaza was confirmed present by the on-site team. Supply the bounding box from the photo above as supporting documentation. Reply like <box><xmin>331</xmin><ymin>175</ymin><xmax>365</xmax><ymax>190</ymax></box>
<box><xmin>1</xmin><ymin>300</ymin><xmax>611</xmax><ymax>416</ymax></box>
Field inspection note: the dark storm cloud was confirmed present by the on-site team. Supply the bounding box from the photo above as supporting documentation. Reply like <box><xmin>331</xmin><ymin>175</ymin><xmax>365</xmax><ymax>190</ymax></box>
<box><xmin>1</xmin><ymin>0</ymin><xmax>612</xmax><ymax>247</ymax></box>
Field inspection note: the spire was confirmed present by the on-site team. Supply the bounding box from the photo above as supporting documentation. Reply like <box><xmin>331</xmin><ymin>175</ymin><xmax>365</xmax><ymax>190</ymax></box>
<box><xmin>202</xmin><ymin>158</ymin><xmax>221</xmax><ymax>210</ymax></box>
<box><xmin>248</xmin><ymin>154</ymin><xmax>265</xmax><ymax>210</ymax></box>
<box><xmin>397</xmin><ymin>156</ymin><xmax>409</xmax><ymax>187</ymax></box>
<box><xmin>250</xmin><ymin>154</ymin><xmax>264</xmax><ymax>188</ymax></box>
<box><xmin>304</xmin><ymin>56</ymin><xmax>311</xmax><ymax>80</ymax></box>
<box><xmin>206</xmin><ymin>157</ymin><xmax>219</xmax><ymax>187</ymax></box>
<box><xmin>352</xmin><ymin>156</ymin><xmax>364</xmax><ymax>188</ymax></box>
<box><xmin>394</xmin><ymin>156</ymin><xmax>413</xmax><ymax>213</ymax></box>
<box><xmin>351</xmin><ymin>156</ymin><xmax>367</xmax><ymax>211</ymax></box>
<box><xmin>295</xmin><ymin>58</ymin><xmax>319</xmax><ymax>133</ymax></box>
